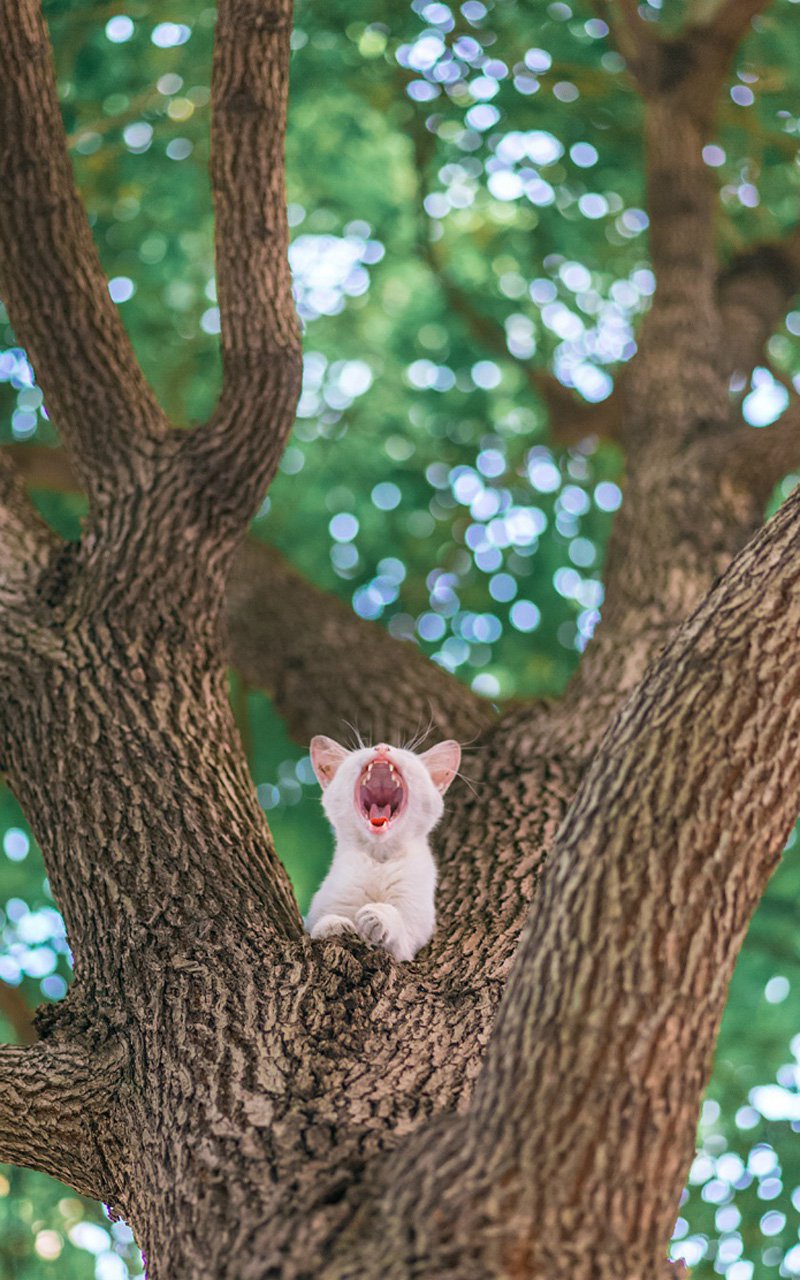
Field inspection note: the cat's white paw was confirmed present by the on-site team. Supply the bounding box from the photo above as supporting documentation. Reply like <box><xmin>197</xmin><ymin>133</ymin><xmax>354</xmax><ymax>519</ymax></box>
<box><xmin>310</xmin><ymin>913</ymin><xmax>358</xmax><ymax>941</ymax></box>
<box><xmin>355</xmin><ymin>904</ymin><xmax>393</xmax><ymax>946</ymax></box>
<box><xmin>355</xmin><ymin>904</ymin><xmax>412</xmax><ymax>961</ymax></box>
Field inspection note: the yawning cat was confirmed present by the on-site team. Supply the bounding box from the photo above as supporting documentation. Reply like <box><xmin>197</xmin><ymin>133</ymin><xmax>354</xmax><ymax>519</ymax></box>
<box><xmin>306</xmin><ymin>736</ymin><xmax>461</xmax><ymax>961</ymax></box>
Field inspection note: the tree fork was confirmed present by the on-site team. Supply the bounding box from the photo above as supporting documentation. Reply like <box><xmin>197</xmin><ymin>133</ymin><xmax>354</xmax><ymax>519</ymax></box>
<box><xmin>1</xmin><ymin>1</ymin><xmax>799</xmax><ymax>1278</ymax></box>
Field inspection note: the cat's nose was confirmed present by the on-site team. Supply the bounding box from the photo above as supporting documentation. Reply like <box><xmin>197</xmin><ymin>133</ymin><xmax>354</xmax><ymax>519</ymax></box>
<box><xmin>374</xmin><ymin>743</ymin><xmax>391</xmax><ymax>756</ymax></box>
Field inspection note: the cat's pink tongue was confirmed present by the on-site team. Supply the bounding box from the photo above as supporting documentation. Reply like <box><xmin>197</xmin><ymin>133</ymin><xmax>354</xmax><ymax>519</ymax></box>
<box><xmin>369</xmin><ymin>803</ymin><xmax>392</xmax><ymax>827</ymax></box>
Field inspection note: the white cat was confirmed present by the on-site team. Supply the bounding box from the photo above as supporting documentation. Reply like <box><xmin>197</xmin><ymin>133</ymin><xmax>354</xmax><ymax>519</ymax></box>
<box><xmin>305</xmin><ymin>736</ymin><xmax>461</xmax><ymax>962</ymax></box>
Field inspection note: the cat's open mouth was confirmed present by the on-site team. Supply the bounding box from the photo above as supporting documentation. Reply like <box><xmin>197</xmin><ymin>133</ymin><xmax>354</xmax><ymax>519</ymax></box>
<box><xmin>356</xmin><ymin>758</ymin><xmax>407</xmax><ymax>832</ymax></box>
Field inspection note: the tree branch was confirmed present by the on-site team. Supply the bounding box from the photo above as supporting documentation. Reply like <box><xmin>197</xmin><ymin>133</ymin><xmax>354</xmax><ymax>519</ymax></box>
<box><xmin>0</xmin><ymin>1039</ymin><xmax>122</xmax><ymax>1199</ymax></box>
<box><xmin>0</xmin><ymin>0</ymin><xmax>168</xmax><ymax>498</ymax></box>
<box><xmin>3</xmin><ymin>445</ymin><xmax>487</xmax><ymax>746</ymax></box>
<box><xmin>722</xmin><ymin>397</ymin><xmax>800</xmax><ymax>503</ymax></box>
<box><xmin>0</xmin><ymin>9</ymin><xmax>313</xmax><ymax>1172</ymax></box>
<box><xmin>454</xmin><ymin>479</ymin><xmax>800</xmax><ymax>1275</ymax></box>
<box><xmin>181</xmin><ymin>0</ymin><xmax>303</xmax><ymax>538</ymax></box>
<box><xmin>0</xmin><ymin>452</ymin><xmax>60</xmax><ymax>620</ymax></box>
<box><xmin>534</xmin><ymin>0</ymin><xmax>776</xmax><ymax>741</ymax></box>
<box><xmin>226</xmin><ymin>540</ymin><xmax>492</xmax><ymax>746</ymax></box>
<box><xmin>0</xmin><ymin>984</ymin><xmax>35</xmax><ymax>1047</ymax></box>
<box><xmin>592</xmin><ymin>0</ymin><xmax>658</xmax><ymax>79</ymax></box>
<box><xmin>717</xmin><ymin>231</ymin><xmax>800</xmax><ymax>380</ymax></box>
<box><xmin>684</xmin><ymin>0</ymin><xmax>769</xmax><ymax>89</ymax></box>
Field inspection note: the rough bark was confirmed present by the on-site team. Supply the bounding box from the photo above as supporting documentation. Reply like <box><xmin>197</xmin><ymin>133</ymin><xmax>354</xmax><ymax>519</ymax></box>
<box><xmin>0</xmin><ymin>982</ymin><xmax>34</xmax><ymax>1046</ymax></box>
<box><xmin>418</xmin><ymin>201</ymin><xmax>800</xmax><ymax>450</ymax></box>
<box><xmin>717</xmin><ymin>232</ymin><xmax>800</xmax><ymax>379</ymax></box>
<box><xmin>0</xmin><ymin>1</ymin><xmax>798</xmax><ymax>1279</ymax></box>
<box><xmin>0</xmin><ymin>1037</ymin><xmax>123</xmax><ymax>1198</ymax></box>
<box><xmin>225</xmin><ymin>539</ymin><xmax>491</xmax><ymax>744</ymax></box>
<box><xmin>2</xmin><ymin>444</ymin><xmax>489</xmax><ymax>744</ymax></box>
<box><xmin>0</xmin><ymin>0</ymin><xmax>168</xmax><ymax>500</ymax></box>
<box><xmin>181</xmin><ymin>0</ymin><xmax>303</xmax><ymax>541</ymax></box>
<box><xmin>446</xmin><ymin>492</ymin><xmax>800</xmax><ymax>1279</ymax></box>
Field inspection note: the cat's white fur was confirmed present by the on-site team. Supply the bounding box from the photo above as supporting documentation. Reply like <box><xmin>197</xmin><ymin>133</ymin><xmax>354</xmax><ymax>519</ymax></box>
<box><xmin>305</xmin><ymin>736</ymin><xmax>461</xmax><ymax>962</ymax></box>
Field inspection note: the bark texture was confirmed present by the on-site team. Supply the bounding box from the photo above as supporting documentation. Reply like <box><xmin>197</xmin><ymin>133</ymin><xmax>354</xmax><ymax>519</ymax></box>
<box><xmin>1</xmin><ymin>1</ymin><xmax>799</xmax><ymax>1278</ymax></box>
<box><xmin>0</xmin><ymin>446</ymin><xmax>491</xmax><ymax>745</ymax></box>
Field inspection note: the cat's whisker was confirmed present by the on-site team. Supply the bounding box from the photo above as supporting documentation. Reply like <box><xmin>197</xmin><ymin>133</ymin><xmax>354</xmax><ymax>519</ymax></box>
<box><xmin>340</xmin><ymin>719</ymin><xmax>366</xmax><ymax>752</ymax></box>
<box><xmin>404</xmin><ymin>712</ymin><xmax>423</xmax><ymax>752</ymax></box>
<box><xmin>404</xmin><ymin>710</ymin><xmax>438</xmax><ymax>754</ymax></box>
<box><xmin>449</xmin><ymin>770</ymin><xmax>483</xmax><ymax>799</ymax></box>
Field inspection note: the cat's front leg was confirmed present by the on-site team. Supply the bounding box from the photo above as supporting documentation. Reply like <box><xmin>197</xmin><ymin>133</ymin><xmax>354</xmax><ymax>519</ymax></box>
<box><xmin>309</xmin><ymin>913</ymin><xmax>358</xmax><ymax>942</ymax></box>
<box><xmin>355</xmin><ymin>903</ymin><xmax>414</xmax><ymax>962</ymax></box>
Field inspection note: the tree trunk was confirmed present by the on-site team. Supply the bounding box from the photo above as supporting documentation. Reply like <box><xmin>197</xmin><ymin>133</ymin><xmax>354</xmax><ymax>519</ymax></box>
<box><xmin>1</xmin><ymin>0</ymin><xmax>799</xmax><ymax>1277</ymax></box>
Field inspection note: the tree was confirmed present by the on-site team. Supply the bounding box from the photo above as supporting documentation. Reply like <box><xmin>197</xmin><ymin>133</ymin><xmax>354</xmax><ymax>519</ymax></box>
<box><xmin>2</xmin><ymin>0</ymin><xmax>800</xmax><ymax>1275</ymax></box>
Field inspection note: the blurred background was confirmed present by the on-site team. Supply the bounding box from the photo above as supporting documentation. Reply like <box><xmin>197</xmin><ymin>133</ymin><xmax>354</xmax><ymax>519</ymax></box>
<box><xmin>1</xmin><ymin>0</ymin><xmax>800</xmax><ymax>1274</ymax></box>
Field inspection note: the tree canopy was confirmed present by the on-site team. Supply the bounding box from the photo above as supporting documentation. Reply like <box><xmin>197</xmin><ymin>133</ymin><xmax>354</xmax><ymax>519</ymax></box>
<box><xmin>2</xmin><ymin>0</ymin><xmax>800</xmax><ymax>1276</ymax></box>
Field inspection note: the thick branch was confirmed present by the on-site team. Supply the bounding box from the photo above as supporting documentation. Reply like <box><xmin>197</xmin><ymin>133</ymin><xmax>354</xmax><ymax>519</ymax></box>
<box><xmin>0</xmin><ymin>984</ymin><xmax>34</xmax><ymax>1047</ymax></box>
<box><xmin>592</xmin><ymin>0</ymin><xmax>658</xmax><ymax>77</ymax></box>
<box><xmin>723</xmin><ymin>397</ymin><xmax>800</xmax><ymax>502</ymax></box>
<box><xmin>0</xmin><ymin>0</ymin><xmax>167</xmax><ymax>496</ymax></box>
<box><xmin>623</xmin><ymin>106</ymin><xmax>726</xmax><ymax>447</ymax></box>
<box><xmin>607</xmin><ymin>0</ymin><xmax>770</xmax><ymax>434</ymax></box>
<box><xmin>717</xmin><ymin>232</ymin><xmax>800</xmax><ymax>378</ymax></box>
<box><xmin>528</xmin><ymin>0</ymin><xmax>775</xmax><ymax>747</ymax></box>
<box><xmin>0</xmin><ymin>452</ymin><xmax>60</xmax><ymax>622</ymax></box>
<box><xmin>182</xmin><ymin>0</ymin><xmax>303</xmax><ymax>535</ymax></box>
<box><xmin>0</xmin><ymin>1039</ymin><xmax>122</xmax><ymax>1199</ymax></box>
<box><xmin>227</xmin><ymin>540</ymin><xmax>493</xmax><ymax>745</ymax></box>
<box><xmin>455</xmin><ymin>479</ymin><xmax>800</xmax><ymax>1275</ymax></box>
<box><xmin>4</xmin><ymin>445</ymin><xmax>486</xmax><ymax>746</ymax></box>
<box><xmin>620</xmin><ymin>0</ymin><xmax>768</xmax><ymax>111</ymax></box>
<box><xmin>212</xmin><ymin>0</ymin><xmax>299</xmax><ymax>373</ymax></box>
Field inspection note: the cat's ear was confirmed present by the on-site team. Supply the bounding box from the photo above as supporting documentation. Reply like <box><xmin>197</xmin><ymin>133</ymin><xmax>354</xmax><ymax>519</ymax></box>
<box><xmin>420</xmin><ymin>740</ymin><xmax>461</xmax><ymax>793</ymax></box>
<box><xmin>310</xmin><ymin>736</ymin><xmax>349</xmax><ymax>789</ymax></box>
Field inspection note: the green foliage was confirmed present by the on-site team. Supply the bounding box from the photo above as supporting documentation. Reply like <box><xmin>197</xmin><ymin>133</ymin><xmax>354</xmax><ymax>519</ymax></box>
<box><xmin>0</xmin><ymin>1165</ymin><xmax>140</xmax><ymax>1279</ymax></box>
<box><xmin>2</xmin><ymin>0</ymin><xmax>800</xmax><ymax>1275</ymax></box>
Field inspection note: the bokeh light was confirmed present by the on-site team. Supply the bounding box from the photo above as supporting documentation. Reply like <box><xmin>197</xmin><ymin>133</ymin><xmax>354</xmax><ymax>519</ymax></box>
<box><xmin>2</xmin><ymin>0</ymin><xmax>800</xmax><ymax>1275</ymax></box>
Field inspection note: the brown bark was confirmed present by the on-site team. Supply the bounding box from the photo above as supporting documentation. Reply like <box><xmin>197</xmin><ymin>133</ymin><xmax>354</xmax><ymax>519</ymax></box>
<box><xmin>717</xmin><ymin>232</ymin><xmax>800</xmax><ymax>379</ymax></box>
<box><xmin>0</xmin><ymin>0</ymin><xmax>167</xmax><ymax>499</ymax></box>
<box><xmin>2</xmin><ymin>444</ymin><xmax>489</xmax><ymax>744</ymax></box>
<box><xmin>447</xmin><ymin>491</ymin><xmax>800</xmax><ymax>1279</ymax></box>
<box><xmin>0</xmin><ymin>982</ymin><xmax>34</xmax><ymax>1046</ymax></box>
<box><xmin>0</xmin><ymin>1037</ymin><xmax>124</xmax><ymax>1198</ymax></box>
<box><xmin>0</xmin><ymin>2</ymin><xmax>798</xmax><ymax>1279</ymax></box>
<box><xmin>181</xmin><ymin>0</ymin><xmax>303</xmax><ymax>541</ymax></box>
<box><xmin>225</xmin><ymin>539</ymin><xmax>491</xmax><ymax>744</ymax></box>
<box><xmin>416</xmin><ymin>177</ymin><xmax>800</xmax><ymax>450</ymax></box>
